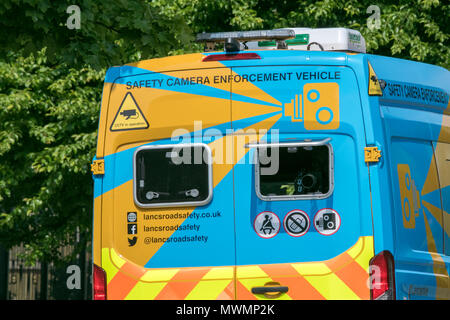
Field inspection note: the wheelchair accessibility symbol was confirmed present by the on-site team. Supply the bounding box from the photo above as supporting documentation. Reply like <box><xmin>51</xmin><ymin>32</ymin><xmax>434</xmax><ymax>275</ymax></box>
<box><xmin>283</xmin><ymin>210</ymin><xmax>310</xmax><ymax>237</ymax></box>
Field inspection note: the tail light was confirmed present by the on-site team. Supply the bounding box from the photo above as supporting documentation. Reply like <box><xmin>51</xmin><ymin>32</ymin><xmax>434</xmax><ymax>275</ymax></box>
<box><xmin>93</xmin><ymin>264</ymin><xmax>107</xmax><ymax>300</ymax></box>
<box><xmin>202</xmin><ymin>52</ymin><xmax>261</xmax><ymax>62</ymax></box>
<box><xmin>369</xmin><ymin>250</ymin><xmax>395</xmax><ymax>300</ymax></box>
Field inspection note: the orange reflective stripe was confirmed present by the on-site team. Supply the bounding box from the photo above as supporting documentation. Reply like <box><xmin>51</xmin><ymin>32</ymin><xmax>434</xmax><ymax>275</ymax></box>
<box><xmin>154</xmin><ymin>268</ymin><xmax>210</xmax><ymax>300</ymax></box>
<box><xmin>259</xmin><ymin>263</ymin><xmax>300</xmax><ymax>277</ymax></box>
<box><xmin>325</xmin><ymin>252</ymin><xmax>369</xmax><ymax>300</ymax></box>
<box><xmin>216</xmin><ymin>281</ymin><xmax>234</xmax><ymax>300</ymax></box>
<box><xmin>105</xmin><ymin>237</ymin><xmax>373</xmax><ymax>300</ymax></box>
<box><xmin>236</xmin><ymin>281</ymin><xmax>258</xmax><ymax>300</ymax></box>
<box><xmin>108</xmin><ymin>262</ymin><xmax>146</xmax><ymax>300</ymax></box>
<box><xmin>272</xmin><ymin>276</ymin><xmax>325</xmax><ymax>300</ymax></box>
<box><xmin>260</xmin><ymin>264</ymin><xmax>325</xmax><ymax>300</ymax></box>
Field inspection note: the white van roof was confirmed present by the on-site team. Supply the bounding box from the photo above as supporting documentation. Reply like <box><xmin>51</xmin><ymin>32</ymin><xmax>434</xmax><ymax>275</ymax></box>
<box><xmin>245</xmin><ymin>28</ymin><xmax>366</xmax><ymax>53</ymax></box>
<box><xmin>196</xmin><ymin>27</ymin><xmax>366</xmax><ymax>53</ymax></box>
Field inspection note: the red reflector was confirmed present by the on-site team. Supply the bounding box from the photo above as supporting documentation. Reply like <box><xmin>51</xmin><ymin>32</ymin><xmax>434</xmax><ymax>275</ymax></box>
<box><xmin>202</xmin><ymin>52</ymin><xmax>261</xmax><ymax>62</ymax></box>
<box><xmin>369</xmin><ymin>250</ymin><xmax>395</xmax><ymax>300</ymax></box>
<box><xmin>93</xmin><ymin>264</ymin><xmax>107</xmax><ymax>300</ymax></box>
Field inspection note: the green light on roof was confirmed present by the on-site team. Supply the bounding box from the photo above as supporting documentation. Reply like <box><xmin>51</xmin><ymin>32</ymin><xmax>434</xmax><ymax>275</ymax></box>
<box><xmin>258</xmin><ymin>34</ymin><xmax>309</xmax><ymax>47</ymax></box>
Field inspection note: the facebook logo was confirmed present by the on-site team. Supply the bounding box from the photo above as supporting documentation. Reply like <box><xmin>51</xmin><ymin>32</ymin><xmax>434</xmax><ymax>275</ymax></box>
<box><xmin>128</xmin><ymin>224</ymin><xmax>137</xmax><ymax>235</ymax></box>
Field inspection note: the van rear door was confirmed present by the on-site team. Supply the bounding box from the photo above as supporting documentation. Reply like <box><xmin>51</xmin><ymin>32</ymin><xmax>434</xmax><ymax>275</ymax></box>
<box><xmin>100</xmin><ymin>65</ymin><xmax>238</xmax><ymax>300</ymax></box>
<box><xmin>230</xmin><ymin>65</ymin><xmax>374</xmax><ymax>300</ymax></box>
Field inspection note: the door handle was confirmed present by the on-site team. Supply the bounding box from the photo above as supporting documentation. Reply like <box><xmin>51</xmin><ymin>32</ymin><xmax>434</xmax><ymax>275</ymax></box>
<box><xmin>251</xmin><ymin>281</ymin><xmax>289</xmax><ymax>298</ymax></box>
<box><xmin>251</xmin><ymin>286</ymin><xmax>289</xmax><ymax>294</ymax></box>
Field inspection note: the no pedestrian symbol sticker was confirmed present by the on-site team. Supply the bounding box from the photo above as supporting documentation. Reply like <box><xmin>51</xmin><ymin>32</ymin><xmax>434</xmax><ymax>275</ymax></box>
<box><xmin>283</xmin><ymin>210</ymin><xmax>310</xmax><ymax>237</ymax></box>
<box><xmin>254</xmin><ymin>211</ymin><xmax>280</xmax><ymax>239</ymax></box>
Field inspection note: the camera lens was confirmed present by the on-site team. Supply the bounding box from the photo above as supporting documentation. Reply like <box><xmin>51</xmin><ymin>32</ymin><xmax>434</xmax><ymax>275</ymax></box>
<box><xmin>301</xmin><ymin>174</ymin><xmax>317</xmax><ymax>189</ymax></box>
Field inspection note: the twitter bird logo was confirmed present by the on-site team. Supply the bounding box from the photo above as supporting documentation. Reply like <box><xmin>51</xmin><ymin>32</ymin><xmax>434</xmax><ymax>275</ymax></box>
<box><xmin>128</xmin><ymin>236</ymin><xmax>137</xmax><ymax>247</ymax></box>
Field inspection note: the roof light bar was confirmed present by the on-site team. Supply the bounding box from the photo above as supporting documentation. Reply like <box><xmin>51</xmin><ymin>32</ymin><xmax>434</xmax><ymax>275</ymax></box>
<box><xmin>196</xmin><ymin>29</ymin><xmax>295</xmax><ymax>43</ymax></box>
<box><xmin>197</xmin><ymin>28</ymin><xmax>366</xmax><ymax>53</ymax></box>
<box><xmin>196</xmin><ymin>29</ymin><xmax>296</xmax><ymax>52</ymax></box>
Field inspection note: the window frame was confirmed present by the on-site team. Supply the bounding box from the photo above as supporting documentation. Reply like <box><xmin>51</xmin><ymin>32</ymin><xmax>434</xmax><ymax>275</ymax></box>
<box><xmin>252</xmin><ymin>140</ymin><xmax>335</xmax><ymax>201</ymax></box>
<box><xmin>133</xmin><ymin>143</ymin><xmax>213</xmax><ymax>208</ymax></box>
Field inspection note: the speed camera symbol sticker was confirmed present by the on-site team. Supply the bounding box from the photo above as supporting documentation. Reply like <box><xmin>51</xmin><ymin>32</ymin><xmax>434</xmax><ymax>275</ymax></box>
<box><xmin>283</xmin><ymin>210</ymin><xmax>310</xmax><ymax>237</ymax></box>
<box><xmin>314</xmin><ymin>208</ymin><xmax>341</xmax><ymax>236</ymax></box>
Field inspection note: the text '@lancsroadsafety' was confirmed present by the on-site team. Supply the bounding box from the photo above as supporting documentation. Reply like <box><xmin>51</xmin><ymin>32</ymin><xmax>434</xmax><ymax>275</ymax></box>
<box><xmin>176</xmin><ymin>304</ymin><xmax>275</xmax><ymax>317</ymax></box>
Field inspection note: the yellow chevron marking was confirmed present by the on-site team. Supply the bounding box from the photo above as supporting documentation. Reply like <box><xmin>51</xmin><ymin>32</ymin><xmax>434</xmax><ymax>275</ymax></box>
<box><xmin>111</xmin><ymin>247</ymin><xmax>127</xmax><ymax>266</ymax></box>
<box><xmin>185</xmin><ymin>279</ymin><xmax>233</xmax><ymax>300</ymax></box>
<box><xmin>116</xmin><ymin>236</ymin><xmax>375</xmax><ymax>300</ymax></box>
<box><xmin>291</xmin><ymin>262</ymin><xmax>331</xmax><ymax>276</ymax></box>
<box><xmin>102</xmin><ymin>248</ymin><xmax>124</xmax><ymax>284</ymax></box>
<box><xmin>202</xmin><ymin>266</ymin><xmax>234</xmax><ymax>280</ymax></box>
<box><xmin>124</xmin><ymin>281</ymin><xmax>168</xmax><ymax>300</ymax></box>
<box><xmin>349</xmin><ymin>237</ymin><xmax>374</xmax><ymax>270</ymax></box>
<box><xmin>302</xmin><ymin>265</ymin><xmax>360</xmax><ymax>300</ymax></box>
<box><xmin>237</xmin><ymin>266</ymin><xmax>269</xmax><ymax>278</ymax></box>
<box><xmin>140</xmin><ymin>268</ymin><xmax>180</xmax><ymax>282</ymax></box>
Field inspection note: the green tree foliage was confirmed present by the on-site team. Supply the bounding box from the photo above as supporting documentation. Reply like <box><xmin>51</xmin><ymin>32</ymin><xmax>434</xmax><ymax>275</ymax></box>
<box><xmin>0</xmin><ymin>0</ymin><xmax>192</xmax><ymax>67</ymax></box>
<box><xmin>0</xmin><ymin>0</ymin><xmax>448</xmax><ymax>264</ymax></box>
<box><xmin>0</xmin><ymin>49</ymin><xmax>103</xmax><ymax>263</ymax></box>
<box><xmin>0</xmin><ymin>0</ymin><xmax>192</xmax><ymax>264</ymax></box>
<box><xmin>159</xmin><ymin>0</ymin><xmax>448</xmax><ymax>68</ymax></box>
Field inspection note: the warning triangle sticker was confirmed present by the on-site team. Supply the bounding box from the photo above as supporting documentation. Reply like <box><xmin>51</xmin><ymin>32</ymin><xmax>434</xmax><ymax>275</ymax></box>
<box><xmin>367</xmin><ymin>61</ymin><xmax>383</xmax><ymax>96</ymax></box>
<box><xmin>110</xmin><ymin>92</ymin><xmax>149</xmax><ymax>131</ymax></box>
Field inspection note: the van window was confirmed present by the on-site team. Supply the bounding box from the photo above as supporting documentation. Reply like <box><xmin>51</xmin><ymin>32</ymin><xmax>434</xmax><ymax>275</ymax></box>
<box><xmin>134</xmin><ymin>144</ymin><xmax>213</xmax><ymax>207</ymax></box>
<box><xmin>255</xmin><ymin>144</ymin><xmax>333</xmax><ymax>200</ymax></box>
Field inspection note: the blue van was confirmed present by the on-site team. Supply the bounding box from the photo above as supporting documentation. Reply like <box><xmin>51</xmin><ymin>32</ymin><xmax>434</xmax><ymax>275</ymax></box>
<box><xmin>91</xmin><ymin>28</ymin><xmax>450</xmax><ymax>300</ymax></box>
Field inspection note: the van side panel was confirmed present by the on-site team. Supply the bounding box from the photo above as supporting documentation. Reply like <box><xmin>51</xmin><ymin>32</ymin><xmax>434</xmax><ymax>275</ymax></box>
<box><xmin>371</xmin><ymin>54</ymin><xmax>450</xmax><ymax>299</ymax></box>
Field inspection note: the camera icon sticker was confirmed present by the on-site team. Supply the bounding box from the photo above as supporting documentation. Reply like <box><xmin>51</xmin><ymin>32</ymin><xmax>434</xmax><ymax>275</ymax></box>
<box><xmin>313</xmin><ymin>208</ymin><xmax>341</xmax><ymax>236</ymax></box>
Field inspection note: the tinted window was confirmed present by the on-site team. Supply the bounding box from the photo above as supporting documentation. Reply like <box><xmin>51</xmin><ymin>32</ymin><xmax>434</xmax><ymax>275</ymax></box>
<box><xmin>258</xmin><ymin>145</ymin><xmax>331</xmax><ymax>198</ymax></box>
<box><xmin>134</xmin><ymin>145</ymin><xmax>212</xmax><ymax>207</ymax></box>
